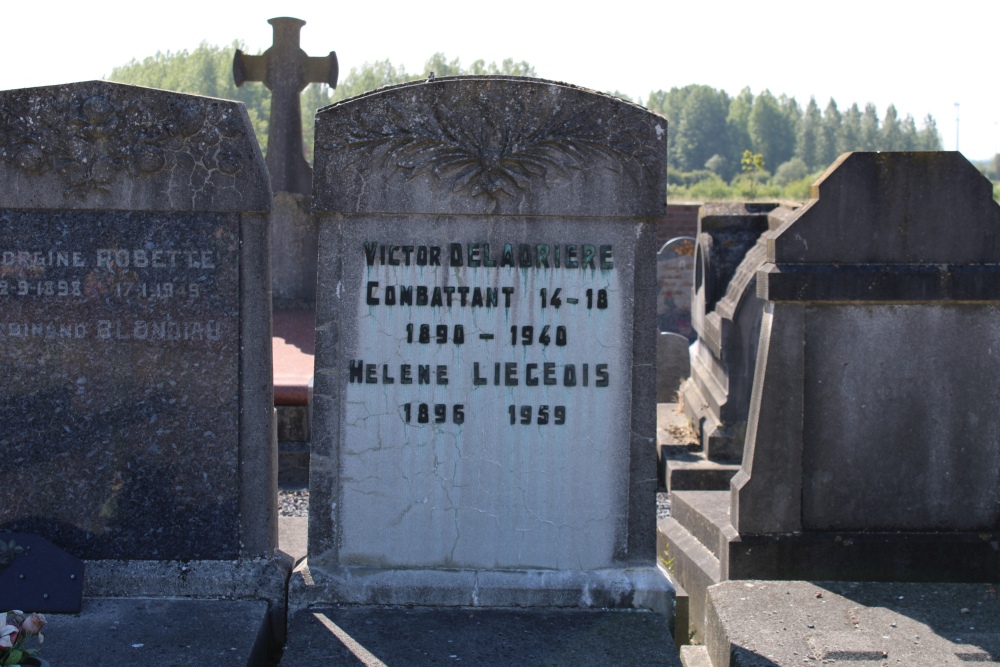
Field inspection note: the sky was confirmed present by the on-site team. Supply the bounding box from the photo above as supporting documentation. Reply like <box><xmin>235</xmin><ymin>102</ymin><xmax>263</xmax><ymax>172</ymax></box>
<box><xmin>1</xmin><ymin>0</ymin><xmax>997</xmax><ymax>160</ymax></box>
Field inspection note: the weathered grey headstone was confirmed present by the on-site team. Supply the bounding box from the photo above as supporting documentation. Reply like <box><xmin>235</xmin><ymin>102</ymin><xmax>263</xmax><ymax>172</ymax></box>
<box><xmin>661</xmin><ymin>152</ymin><xmax>1000</xmax><ymax>642</ymax></box>
<box><xmin>294</xmin><ymin>77</ymin><xmax>671</xmax><ymax>613</ymax></box>
<box><xmin>680</xmin><ymin>203</ymin><xmax>779</xmax><ymax>462</ymax></box>
<box><xmin>657</xmin><ymin>332</ymin><xmax>690</xmax><ymax>403</ymax></box>
<box><xmin>669</xmin><ymin>204</ymin><xmax>797</xmax><ymax>494</ymax></box>
<box><xmin>0</xmin><ymin>81</ymin><xmax>284</xmax><ymax>637</ymax></box>
<box><xmin>656</xmin><ymin>237</ymin><xmax>695</xmax><ymax>339</ymax></box>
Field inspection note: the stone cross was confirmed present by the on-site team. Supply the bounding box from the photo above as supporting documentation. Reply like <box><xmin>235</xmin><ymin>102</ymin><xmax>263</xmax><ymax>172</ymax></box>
<box><xmin>234</xmin><ymin>17</ymin><xmax>338</xmax><ymax>195</ymax></box>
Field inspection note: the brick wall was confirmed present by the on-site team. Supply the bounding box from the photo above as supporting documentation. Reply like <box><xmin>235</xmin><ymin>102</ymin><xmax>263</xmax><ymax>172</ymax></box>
<box><xmin>656</xmin><ymin>203</ymin><xmax>701</xmax><ymax>249</ymax></box>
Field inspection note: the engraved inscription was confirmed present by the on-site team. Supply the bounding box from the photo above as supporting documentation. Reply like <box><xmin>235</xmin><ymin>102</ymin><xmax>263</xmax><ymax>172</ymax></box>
<box><xmin>347</xmin><ymin>239</ymin><xmax>618</xmax><ymax>430</ymax></box>
<box><xmin>0</xmin><ymin>209</ymin><xmax>241</xmax><ymax>560</ymax></box>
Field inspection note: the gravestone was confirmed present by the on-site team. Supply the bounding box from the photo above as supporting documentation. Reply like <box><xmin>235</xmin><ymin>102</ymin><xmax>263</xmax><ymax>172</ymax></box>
<box><xmin>657</xmin><ymin>332</ymin><xmax>690</xmax><ymax>403</ymax></box>
<box><xmin>0</xmin><ymin>81</ymin><xmax>285</xmax><ymax>645</ymax></box>
<box><xmin>235</xmin><ymin>16</ymin><xmax>338</xmax><ymax>307</ymax></box>
<box><xmin>294</xmin><ymin>77</ymin><xmax>672</xmax><ymax>613</ymax></box>
<box><xmin>661</xmin><ymin>152</ymin><xmax>1000</xmax><ymax>643</ymax></box>
<box><xmin>656</xmin><ymin>236</ymin><xmax>695</xmax><ymax>340</ymax></box>
<box><xmin>680</xmin><ymin>203</ymin><xmax>783</xmax><ymax>463</ymax></box>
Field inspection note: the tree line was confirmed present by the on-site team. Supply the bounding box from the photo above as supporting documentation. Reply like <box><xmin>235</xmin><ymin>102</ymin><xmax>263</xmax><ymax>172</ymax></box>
<box><xmin>109</xmin><ymin>42</ymin><xmax>944</xmax><ymax>189</ymax></box>
<box><xmin>643</xmin><ymin>85</ymin><xmax>942</xmax><ymax>183</ymax></box>
<box><xmin>109</xmin><ymin>42</ymin><xmax>534</xmax><ymax>161</ymax></box>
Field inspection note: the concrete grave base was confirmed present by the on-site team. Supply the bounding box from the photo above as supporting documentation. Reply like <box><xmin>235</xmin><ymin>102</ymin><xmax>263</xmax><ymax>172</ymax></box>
<box><xmin>289</xmin><ymin>561</ymin><xmax>675</xmax><ymax>618</ymax></box>
<box><xmin>39</xmin><ymin>598</ymin><xmax>272</xmax><ymax>666</ymax></box>
<box><xmin>701</xmin><ymin>580</ymin><xmax>1000</xmax><ymax>667</ymax></box>
<box><xmin>84</xmin><ymin>558</ymin><xmax>291</xmax><ymax>643</ymax></box>
<box><xmin>660</xmin><ymin>490</ymin><xmax>1000</xmax><ymax>643</ymax></box>
<box><xmin>282</xmin><ymin>604</ymin><xmax>680</xmax><ymax>666</ymax></box>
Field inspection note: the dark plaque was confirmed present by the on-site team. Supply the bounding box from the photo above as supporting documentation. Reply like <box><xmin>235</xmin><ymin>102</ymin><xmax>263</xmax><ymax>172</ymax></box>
<box><xmin>0</xmin><ymin>533</ymin><xmax>84</xmax><ymax>613</ymax></box>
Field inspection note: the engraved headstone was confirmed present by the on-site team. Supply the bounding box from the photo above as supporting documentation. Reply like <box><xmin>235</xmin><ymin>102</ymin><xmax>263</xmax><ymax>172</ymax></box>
<box><xmin>295</xmin><ymin>77</ymin><xmax>671</xmax><ymax>612</ymax></box>
<box><xmin>656</xmin><ymin>237</ymin><xmax>695</xmax><ymax>339</ymax></box>
<box><xmin>661</xmin><ymin>152</ymin><xmax>1000</xmax><ymax>641</ymax></box>
<box><xmin>0</xmin><ymin>82</ymin><xmax>283</xmax><ymax>620</ymax></box>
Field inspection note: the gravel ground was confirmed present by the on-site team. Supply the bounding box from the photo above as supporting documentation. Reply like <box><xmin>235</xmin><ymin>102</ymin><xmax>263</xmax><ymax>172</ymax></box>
<box><xmin>656</xmin><ymin>492</ymin><xmax>670</xmax><ymax>520</ymax></box>
<box><xmin>279</xmin><ymin>487</ymin><xmax>309</xmax><ymax>517</ymax></box>
<box><xmin>281</xmin><ymin>488</ymin><xmax>671</xmax><ymax>520</ymax></box>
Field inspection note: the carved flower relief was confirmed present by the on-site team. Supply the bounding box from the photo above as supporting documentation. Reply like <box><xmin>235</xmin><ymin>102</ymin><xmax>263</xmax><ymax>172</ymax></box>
<box><xmin>324</xmin><ymin>93</ymin><xmax>659</xmax><ymax>202</ymax></box>
<box><xmin>0</xmin><ymin>87</ymin><xmax>246</xmax><ymax>198</ymax></box>
<box><xmin>13</xmin><ymin>144</ymin><xmax>45</xmax><ymax>173</ymax></box>
<box><xmin>78</xmin><ymin>95</ymin><xmax>119</xmax><ymax>140</ymax></box>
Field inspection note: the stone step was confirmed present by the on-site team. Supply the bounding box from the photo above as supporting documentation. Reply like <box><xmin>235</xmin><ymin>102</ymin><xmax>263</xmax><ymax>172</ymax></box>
<box><xmin>670</xmin><ymin>491</ymin><xmax>738</xmax><ymax>562</ymax></box>
<box><xmin>37</xmin><ymin>598</ymin><xmax>272</xmax><ymax>666</ymax></box>
<box><xmin>679</xmin><ymin>645</ymin><xmax>713</xmax><ymax>667</ymax></box>
<box><xmin>282</xmin><ymin>605</ymin><xmax>682</xmax><ymax>666</ymax></box>
<box><xmin>664</xmin><ymin>453</ymin><xmax>740</xmax><ymax>493</ymax></box>
<box><xmin>658</xmin><ymin>517</ymin><xmax>721</xmax><ymax>644</ymax></box>
<box><xmin>704</xmin><ymin>580</ymin><xmax>1000</xmax><ymax>667</ymax></box>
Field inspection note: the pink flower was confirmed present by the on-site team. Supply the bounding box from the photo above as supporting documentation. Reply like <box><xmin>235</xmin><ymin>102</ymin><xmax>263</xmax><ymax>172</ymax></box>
<box><xmin>21</xmin><ymin>613</ymin><xmax>45</xmax><ymax>636</ymax></box>
<box><xmin>0</xmin><ymin>623</ymin><xmax>18</xmax><ymax>648</ymax></box>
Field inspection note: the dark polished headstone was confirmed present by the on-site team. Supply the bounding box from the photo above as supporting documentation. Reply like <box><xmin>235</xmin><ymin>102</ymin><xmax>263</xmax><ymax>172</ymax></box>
<box><xmin>680</xmin><ymin>203</ymin><xmax>782</xmax><ymax>463</ymax></box>
<box><xmin>0</xmin><ymin>82</ymin><xmax>283</xmax><ymax>624</ymax></box>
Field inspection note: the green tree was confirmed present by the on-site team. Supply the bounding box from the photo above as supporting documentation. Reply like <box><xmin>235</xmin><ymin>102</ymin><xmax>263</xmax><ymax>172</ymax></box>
<box><xmin>465</xmin><ymin>57</ymin><xmax>536</xmax><ymax>76</ymax></box>
<box><xmin>725</xmin><ymin>87</ymin><xmax>754</xmax><ymax>178</ymax></box>
<box><xmin>675</xmin><ymin>85</ymin><xmax>731</xmax><ymax>172</ymax></box>
<box><xmin>860</xmin><ymin>103</ymin><xmax>880</xmax><ymax>150</ymax></box>
<box><xmin>880</xmin><ymin>104</ymin><xmax>903</xmax><ymax>150</ymax></box>
<box><xmin>838</xmin><ymin>103</ymin><xmax>862</xmax><ymax>155</ymax></box>
<box><xmin>740</xmin><ymin>149</ymin><xmax>766</xmax><ymax>197</ymax></box>
<box><xmin>749</xmin><ymin>90</ymin><xmax>795</xmax><ymax>168</ymax></box>
<box><xmin>918</xmin><ymin>114</ymin><xmax>943</xmax><ymax>150</ymax></box>
<box><xmin>796</xmin><ymin>97</ymin><xmax>822</xmax><ymax>169</ymax></box>
<box><xmin>422</xmin><ymin>52</ymin><xmax>462</xmax><ymax>77</ymax></box>
<box><xmin>330</xmin><ymin>59</ymin><xmax>413</xmax><ymax>102</ymax></box>
<box><xmin>774</xmin><ymin>157</ymin><xmax>809</xmax><ymax>185</ymax></box>
<box><xmin>645</xmin><ymin>85</ymin><xmax>697</xmax><ymax>170</ymax></box>
<box><xmin>779</xmin><ymin>94</ymin><xmax>802</xmax><ymax>135</ymax></box>
<box><xmin>899</xmin><ymin>114</ymin><xmax>919</xmax><ymax>151</ymax></box>
<box><xmin>817</xmin><ymin>98</ymin><xmax>842</xmax><ymax>168</ymax></box>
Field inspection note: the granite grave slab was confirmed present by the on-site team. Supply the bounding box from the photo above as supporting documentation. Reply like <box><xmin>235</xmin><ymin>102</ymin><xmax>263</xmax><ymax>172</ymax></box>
<box><xmin>0</xmin><ymin>80</ymin><xmax>285</xmax><ymax>648</ymax></box>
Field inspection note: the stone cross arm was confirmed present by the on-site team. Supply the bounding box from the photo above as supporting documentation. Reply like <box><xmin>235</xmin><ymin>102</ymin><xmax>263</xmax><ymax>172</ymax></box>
<box><xmin>233</xmin><ymin>50</ymin><xmax>339</xmax><ymax>90</ymax></box>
